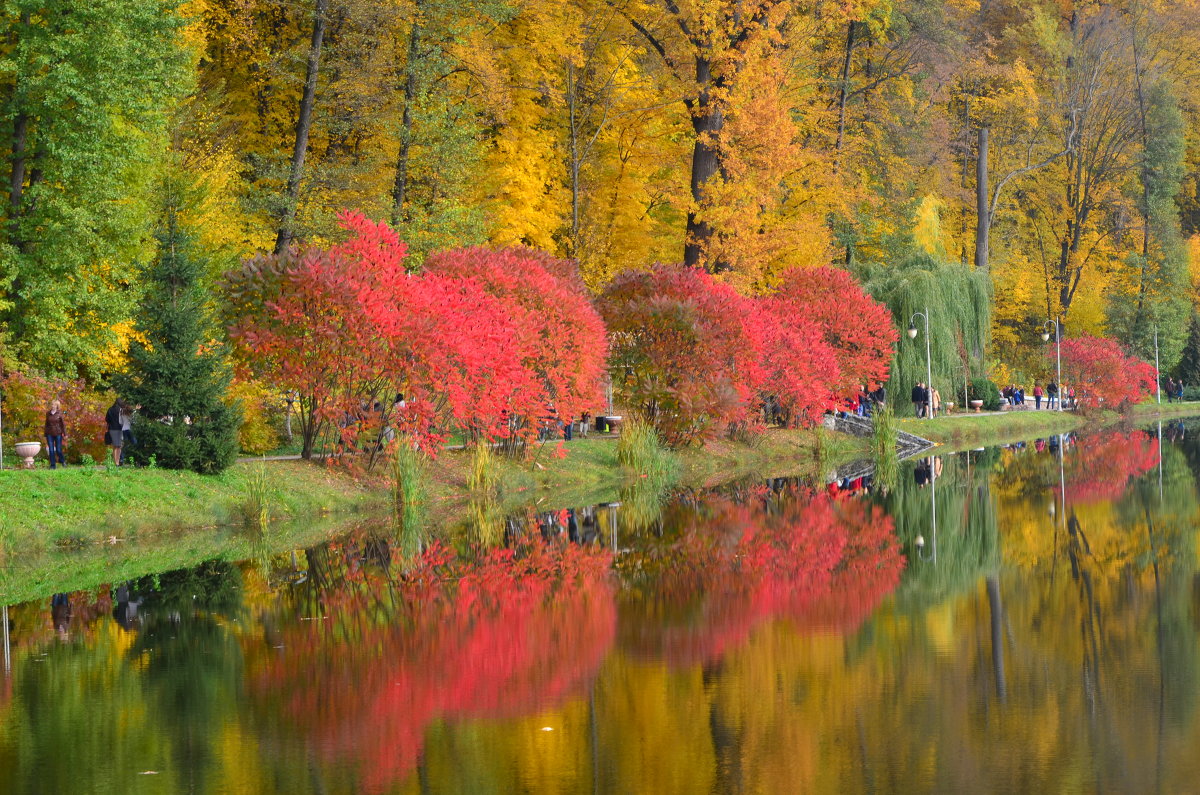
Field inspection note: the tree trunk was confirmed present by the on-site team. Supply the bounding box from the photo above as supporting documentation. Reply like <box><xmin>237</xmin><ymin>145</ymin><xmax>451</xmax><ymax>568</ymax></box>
<box><xmin>684</xmin><ymin>58</ymin><xmax>724</xmax><ymax>270</ymax></box>
<box><xmin>833</xmin><ymin>20</ymin><xmax>856</xmax><ymax>166</ymax></box>
<box><xmin>975</xmin><ymin>126</ymin><xmax>989</xmax><ymax>273</ymax></box>
<box><xmin>568</xmin><ymin>60</ymin><xmax>581</xmax><ymax>254</ymax></box>
<box><xmin>390</xmin><ymin>4</ymin><xmax>421</xmax><ymax>228</ymax></box>
<box><xmin>986</xmin><ymin>575</ymin><xmax>1007</xmax><ymax>701</ymax></box>
<box><xmin>275</xmin><ymin>0</ymin><xmax>329</xmax><ymax>254</ymax></box>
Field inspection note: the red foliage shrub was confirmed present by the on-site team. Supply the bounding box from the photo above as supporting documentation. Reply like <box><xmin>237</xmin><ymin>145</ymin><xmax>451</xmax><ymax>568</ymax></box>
<box><xmin>226</xmin><ymin>213</ymin><xmax>607</xmax><ymax>455</ymax></box>
<box><xmin>599</xmin><ymin>264</ymin><xmax>766</xmax><ymax>446</ymax></box>
<box><xmin>1057</xmin><ymin>335</ymin><xmax>1156</xmax><ymax>409</ymax></box>
<box><xmin>764</xmin><ymin>265</ymin><xmax>897</xmax><ymax>399</ymax></box>
<box><xmin>224</xmin><ymin>213</ymin><xmax>408</xmax><ymax>457</ymax></box>
<box><xmin>0</xmin><ymin>364</ymin><xmax>108</xmax><ymax>463</ymax></box>
<box><xmin>750</xmin><ymin>309</ymin><xmax>840</xmax><ymax>427</ymax></box>
<box><xmin>423</xmin><ymin>247</ymin><xmax>608</xmax><ymax>432</ymax></box>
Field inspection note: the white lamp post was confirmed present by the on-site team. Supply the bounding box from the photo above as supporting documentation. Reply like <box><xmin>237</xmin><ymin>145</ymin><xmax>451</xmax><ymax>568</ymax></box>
<box><xmin>908</xmin><ymin>308</ymin><xmax>933</xmax><ymax>419</ymax></box>
<box><xmin>1041</xmin><ymin>318</ymin><xmax>1063</xmax><ymax>411</ymax></box>
<box><xmin>914</xmin><ymin>456</ymin><xmax>938</xmax><ymax>563</ymax></box>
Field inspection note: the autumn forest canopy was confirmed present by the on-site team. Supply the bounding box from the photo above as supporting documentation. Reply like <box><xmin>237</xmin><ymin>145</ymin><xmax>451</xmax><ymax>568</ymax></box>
<box><xmin>2</xmin><ymin>0</ymin><xmax>1199</xmax><ymax>454</ymax></box>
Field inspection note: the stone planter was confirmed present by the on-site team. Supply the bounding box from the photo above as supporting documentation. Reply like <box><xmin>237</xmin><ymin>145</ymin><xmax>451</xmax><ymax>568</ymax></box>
<box><xmin>14</xmin><ymin>441</ymin><xmax>41</xmax><ymax>469</ymax></box>
<box><xmin>969</xmin><ymin>400</ymin><xmax>984</xmax><ymax>413</ymax></box>
<box><xmin>595</xmin><ymin>415</ymin><xmax>624</xmax><ymax>434</ymax></box>
<box><xmin>945</xmin><ymin>402</ymin><xmax>955</xmax><ymax>413</ymax></box>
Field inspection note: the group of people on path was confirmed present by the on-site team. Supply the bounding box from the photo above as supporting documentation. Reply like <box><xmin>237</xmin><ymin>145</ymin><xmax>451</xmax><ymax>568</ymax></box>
<box><xmin>910</xmin><ymin>382</ymin><xmax>941</xmax><ymax>418</ymax></box>
<box><xmin>1003</xmin><ymin>382</ymin><xmax>1074</xmax><ymax>410</ymax></box>
<box><xmin>847</xmin><ymin>384</ymin><xmax>888</xmax><ymax>418</ymax></box>
<box><xmin>1164</xmin><ymin>378</ymin><xmax>1187</xmax><ymax>402</ymax></box>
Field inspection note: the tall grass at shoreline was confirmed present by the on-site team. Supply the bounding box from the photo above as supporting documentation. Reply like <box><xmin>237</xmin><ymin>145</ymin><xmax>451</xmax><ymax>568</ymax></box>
<box><xmin>616</xmin><ymin>417</ymin><xmax>679</xmax><ymax>482</ymax></box>
<box><xmin>391</xmin><ymin>438</ymin><xmax>427</xmax><ymax>527</ymax></box>
<box><xmin>871</xmin><ymin>406</ymin><xmax>899</xmax><ymax>490</ymax></box>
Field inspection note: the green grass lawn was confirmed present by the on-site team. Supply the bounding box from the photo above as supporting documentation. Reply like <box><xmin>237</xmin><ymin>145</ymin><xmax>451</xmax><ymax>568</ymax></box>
<box><xmin>0</xmin><ymin>460</ymin><xmax>376</xmax><ymax>548</ymax></box>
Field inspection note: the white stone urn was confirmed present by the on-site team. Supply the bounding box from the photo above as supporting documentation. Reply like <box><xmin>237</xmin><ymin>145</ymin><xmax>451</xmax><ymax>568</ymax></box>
<box><xmin>969</xmin><ymin>400</ymin><xmax>984</xmax><ymax>413</ymax></box>
<box><xmin>14</xmin><ymin>441</ymin><xmax>41</xmax><ymax>469</ymax></box>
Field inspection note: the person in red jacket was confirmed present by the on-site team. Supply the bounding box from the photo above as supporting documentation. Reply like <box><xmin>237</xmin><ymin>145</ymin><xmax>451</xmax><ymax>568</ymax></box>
<box><xmin>1033</xmin><ymin>383</ymin><xmax>1044</xmax><ymax>410</ymax></box>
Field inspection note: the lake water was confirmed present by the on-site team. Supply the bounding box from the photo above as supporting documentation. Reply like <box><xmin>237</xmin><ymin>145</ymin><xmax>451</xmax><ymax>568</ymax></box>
<box><xmin>2</xmin><ymin>422</ymin><xmax>1198</xmax><ymax>793</ymax></box>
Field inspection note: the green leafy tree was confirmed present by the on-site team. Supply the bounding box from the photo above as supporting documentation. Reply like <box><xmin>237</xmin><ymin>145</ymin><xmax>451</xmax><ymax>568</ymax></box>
<box><xmin>116</xmin><ymin>212</ymin><xmax>240</xmax><ymax>473</ymax></box>
<box><xmin>0</xmin><ymin>0</ymin><xmax>190</xmax><ymax>376</ymax></box>
<box><xmin>1107</xmin><ymin>79</ymin><xmax>1189</xmax><ymax>370</ymax></box>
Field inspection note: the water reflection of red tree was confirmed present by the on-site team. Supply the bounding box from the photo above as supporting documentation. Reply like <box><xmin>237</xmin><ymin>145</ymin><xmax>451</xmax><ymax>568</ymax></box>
<box><xmin>619</xmin><ymin>495</ymin><xmax>904</xmax><ymax>666</ymax></box>
<box><xmin>1063</xmin><ymin>431</ymin><xmax>1158</xmax><ymax>504</ymax></box>
<box><xmin>252</xmin><ymin>535</ymin><xmax>615</xmax><ymax>793</ymax></box>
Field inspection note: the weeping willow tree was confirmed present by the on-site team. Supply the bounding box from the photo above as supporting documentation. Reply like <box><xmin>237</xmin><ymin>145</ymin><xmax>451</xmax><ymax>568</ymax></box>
<box><xmin>857</xmin><ymin>251</ymin><xmax>991</xmax><ymax>417</ymax></box>
<box><xmin>883</xmin><ymin>450</ymin><xmax>1001</xmax><ymax>611</ymax></box>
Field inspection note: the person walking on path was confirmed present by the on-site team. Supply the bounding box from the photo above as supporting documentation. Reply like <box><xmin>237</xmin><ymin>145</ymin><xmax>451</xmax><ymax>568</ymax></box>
<box><xmin>1047</xmin><ymin>381</ymin><xmax>1058</xmax><ymax>409</ymax></box>
<box><xmin>911</xmin><ymin>382</ymin><xmax>928</xmax><ymax>418</ymax></box>
<box><xmin>930</xmin><ymin>387</ymin><xmax>941</xmax><ymax>417</ymax></box>
<box><xmin>105</xmin><ymin>399</ymin><xmax>125</xmax><ymax>466</ymax></box>
<box><xmin>1034</xmin><ymin>383</ymin><xmax>1044</xmax><ymax>410</ymax></box>
<box><xmin>44</xmin><ymin>400</ymin><xmax>66</xmax><ymax>469</ymax></box>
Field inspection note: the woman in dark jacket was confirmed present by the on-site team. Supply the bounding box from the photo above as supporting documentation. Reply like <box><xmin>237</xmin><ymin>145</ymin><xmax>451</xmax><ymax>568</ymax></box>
<box><xmin>44</xmin><ymin>399</ymin><xmax>66</xmax><ymax>469</ymax></box>
<box><xmin>105</xmin><ymin>399</ymin><xmax>125</xmax><ymax>466</ymax></box>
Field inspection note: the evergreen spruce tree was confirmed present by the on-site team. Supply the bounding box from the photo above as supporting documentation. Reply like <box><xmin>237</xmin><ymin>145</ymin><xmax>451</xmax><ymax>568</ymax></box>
<box><xmin>1176</xmin><ymin>312</ymin><xmax>1200</xmax><ymax>390</ymax></box>
<box><xmin>116</xmin><ymin>212</ymin><xmax>240</xmax><ymax>473</ymax></box>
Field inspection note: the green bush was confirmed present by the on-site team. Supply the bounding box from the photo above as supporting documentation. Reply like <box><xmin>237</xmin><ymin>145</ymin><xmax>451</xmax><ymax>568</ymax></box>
<box><xmin>969</xmin><ymin>378</ymin><xmax>1002</xmax><ymax>411</ymax></box>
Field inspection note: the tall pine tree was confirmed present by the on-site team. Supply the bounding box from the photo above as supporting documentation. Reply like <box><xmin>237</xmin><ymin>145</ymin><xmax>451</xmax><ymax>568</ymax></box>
<box><xmin>117</xmin><ymin>212</ymin><xmax>240</xmax><ymax>473</ymax></box>
<box><xmin>1176</xmin><ymin>311</ymin><xmax>1200</xmax><ymax>390</ymax></box>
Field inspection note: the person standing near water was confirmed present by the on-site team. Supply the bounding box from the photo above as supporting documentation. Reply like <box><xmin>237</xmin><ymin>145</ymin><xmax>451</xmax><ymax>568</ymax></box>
<box><xmin>119</xmin><ymin>402</ymin><xmax>137</xmax><ymax>465</ymax></box>
<box><xmin>1033</xmin><ymin>383</ymin><xmax>1043</xmax><ymax>410</ymax></box>
<box><xmin>44</xmin><ymin>399</ymin><xmax>66</xmax><ymax>469</ymax></box>
<box><xmin>105</xmin><ymin>399</ymin><xmax>125</xmax><ymax>466</ymax></box>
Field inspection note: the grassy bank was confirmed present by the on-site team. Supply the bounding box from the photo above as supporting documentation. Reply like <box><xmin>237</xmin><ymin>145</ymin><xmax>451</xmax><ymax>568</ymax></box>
<box><xmin>0</xmin><ymin>426</ymin><xmax>864</xmax><ymax>603</ymax></box>
<box><xmin>899</xmin><ymin>400</ymin><xmax>1200</xmax><ymax>449</ymax></box>
<box><xmin>0</xmin><ymin>461</ymin><xmax>376</xmax><ymax>548</ymax></box>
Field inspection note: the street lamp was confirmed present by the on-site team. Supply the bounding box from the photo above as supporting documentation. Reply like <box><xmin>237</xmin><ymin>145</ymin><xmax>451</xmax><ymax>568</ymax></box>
<box><xmin>909</xmin><ymin>308</ymin><xmax>933</xmax><ymax>419</ymax></box>
<box><xmin>1154</xmin><ymin>325</ymin><xmax>1161</xmax><ymax>405</ymax></box>
<box><xmin>1040</xmin><ymin>318</ymin><xmax>1063</xmax><ymax>411</ymax></box>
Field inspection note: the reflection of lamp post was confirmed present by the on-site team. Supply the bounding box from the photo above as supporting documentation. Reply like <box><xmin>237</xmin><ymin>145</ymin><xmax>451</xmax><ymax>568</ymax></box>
<box><xmin>908</xmin><ymin>308</ymin><xmax>934</xmax><ymax>420</ymax></box>
<box><xmin>1040</xmin><ymin>318</ymin><xmax>1063</xmax><ymax>411</ymax></box>
<box><xmin>915</xmin><ymin>456</ymin><xmax>938</xmax><ymax>562</ymax></box>
<box><xmin>2</xmin><ymin>605</ymin><xmax>9</xmax><ymax>675</ymax></box>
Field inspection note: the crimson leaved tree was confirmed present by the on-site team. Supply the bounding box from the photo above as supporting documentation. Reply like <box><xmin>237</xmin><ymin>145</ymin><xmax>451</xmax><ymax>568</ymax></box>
<box><xmin>599</xmin><ymin>264</ymin><xmax>765</xmax><ymax>447</ymax></box>
<box><xmin>765</xmin><ymin>266</ymin><xmax>897</xmax><ymax>400</ymax></box>
<box><xmin>423</xmin><ymin>246</ymin><xmax>608</xmax><ymax>441</ymax></box>
<box><xmin>223</xmin><ymin>212</ymin><xmax>408</xmax><ymax>458</ymax></box>
<box><xmin>1057</xmin><ymin>335</ymin><xmax>1156</xmax><ymax>409</ymax></box>
<box><xmin>225</xmin><ymin>212</ymin><xmax>607</xmax><ymax>457</ymax></box>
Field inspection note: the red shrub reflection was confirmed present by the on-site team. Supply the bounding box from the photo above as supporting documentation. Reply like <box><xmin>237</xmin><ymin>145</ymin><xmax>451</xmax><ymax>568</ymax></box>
<box><xmin>619</xmin><ymin>494</ymin><xmax>904</xmax><ymax>666</ymax></box>
<box><xmin>252</xmin><ymin>535</ymin><xmax>615</xmax><ymax>793</ymax></box>
<box><xmin>1063</xmin><ymin>431</ymin><xmax>1159</xmax><ymax>504</ymax></box>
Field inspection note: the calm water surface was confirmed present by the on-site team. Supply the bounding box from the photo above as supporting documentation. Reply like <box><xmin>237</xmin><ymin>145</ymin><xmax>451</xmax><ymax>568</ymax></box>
<box><xmin>2</xmin><ymin>422</ymin><xmax>1199</xmax><ymax>794</ymax></box>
